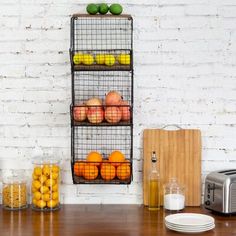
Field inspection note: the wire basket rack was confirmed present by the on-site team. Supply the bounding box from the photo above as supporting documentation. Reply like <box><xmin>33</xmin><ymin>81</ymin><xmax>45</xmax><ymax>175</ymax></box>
<box><xmin>70</xmin><ymin>14</ymin><xmax>133</xmax><ymax>184</ymax></box>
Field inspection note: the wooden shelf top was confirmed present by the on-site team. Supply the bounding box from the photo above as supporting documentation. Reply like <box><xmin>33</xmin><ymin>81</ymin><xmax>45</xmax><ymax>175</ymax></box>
<box><xmin>73</xmin><ymin>64</ymin><xmax>132</xmax><ymax>71</ymax></box>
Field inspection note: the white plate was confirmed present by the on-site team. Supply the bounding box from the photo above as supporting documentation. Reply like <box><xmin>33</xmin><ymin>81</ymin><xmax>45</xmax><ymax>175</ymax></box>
<box><xmin>165</xmin><ymin>221</ymin><xmax>214</xmax><ymax>229</ymax></box>
<box><xmin>166</xmin><ymin>224</ymin><xmax>215</xmax><ymax>233</ymax></box>
<box><xmin>165</xmin><ymin>213</ymin><xmax>215</xmax><ymax>227</ymax></box>
<box><xmin>165</xmin><ymin>222</ymin><xmax>215</xmax><ymax>230</ymax></box>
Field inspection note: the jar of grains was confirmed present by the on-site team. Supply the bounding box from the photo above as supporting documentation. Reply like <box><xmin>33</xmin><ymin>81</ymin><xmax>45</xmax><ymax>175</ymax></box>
<box><xmin>31</xmin><ymin>157</ymin><xmax>60</xmax><ymax>211</ymax></box>
<box><xmin>2</xmin><ymin>175</ymin><xmax>28</xmax><ymax>210</ymax></box>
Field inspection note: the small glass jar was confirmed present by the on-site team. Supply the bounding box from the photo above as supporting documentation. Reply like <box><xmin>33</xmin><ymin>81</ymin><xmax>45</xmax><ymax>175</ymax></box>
<box><xmin>163</xmin><ymin>177</ymin><xmax>185</xmax><ymax>211</ymax></box>
<box><xmin>31</xmin><ymin>157</ymin><xmax>60</xmax><ymax>211</ymax></box>
<box><xmin>2</xmin><ymin>175</ymin><xmax>28</xmax><ymax>210</ymax></box>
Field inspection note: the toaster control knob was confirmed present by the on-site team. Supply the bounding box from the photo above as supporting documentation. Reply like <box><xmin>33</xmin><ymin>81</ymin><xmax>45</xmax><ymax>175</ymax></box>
<box><xmin>205</xmin><ymin>200</ymin><xmax>210</xmax><ymax>206</ymax></box>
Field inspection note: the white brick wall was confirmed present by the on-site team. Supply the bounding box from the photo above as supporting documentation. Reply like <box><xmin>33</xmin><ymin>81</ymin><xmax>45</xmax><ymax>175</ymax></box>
<box><xmin>0</xmin><ymin>0</ymin><xmax>235</xmax><ymax>204</ymax></box>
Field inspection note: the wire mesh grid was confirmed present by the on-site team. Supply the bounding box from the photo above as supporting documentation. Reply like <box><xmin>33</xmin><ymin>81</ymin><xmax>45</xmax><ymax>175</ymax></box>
<box><xmin>72</xmin><ymin>126</ymin><xmax>132</xmax><ymax>184</ymax></box>
<box><xmin>70</xmin><ymin>14</ymin><xmax>133</xmax><ymax>71</ymax></box>
<box><xmin>72</xmin><ymin>15</ymin><xmax>132</xmax><ymax>50</ymax></box>
<box><xmin>72</xmin><ymin>70</ymin><xmax>132</xmax><ymax>104</ymax></box>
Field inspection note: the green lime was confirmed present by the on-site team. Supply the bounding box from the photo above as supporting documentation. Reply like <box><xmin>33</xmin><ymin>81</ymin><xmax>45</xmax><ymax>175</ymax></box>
<box><xmin>99</xmin><ymin>3</ymin><xmax>109</xmax><ymax>15</ymax></box>
<box><xmin>109</xmin><ymin>3</ymin><xmax>123</xmax><ymax>15</ymax></box>
<box><xmin>86</xmin><ymin>3</ymin><xmax>99</xmax><ymax>15</ymax></box>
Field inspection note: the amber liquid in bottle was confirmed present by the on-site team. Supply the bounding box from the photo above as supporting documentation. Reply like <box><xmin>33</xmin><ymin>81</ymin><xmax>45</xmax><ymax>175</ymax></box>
<box><xmin>148</xmin><ymin>151</ymin><xmax>161</xmax><ymax>211</ymax></box>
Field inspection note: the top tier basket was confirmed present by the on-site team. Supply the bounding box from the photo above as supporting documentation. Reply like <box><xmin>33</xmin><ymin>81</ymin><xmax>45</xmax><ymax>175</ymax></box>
<box><xmin>70</xmin><ymin>14</ymin><xmax>133</xmax><ymax>71</ymax></box>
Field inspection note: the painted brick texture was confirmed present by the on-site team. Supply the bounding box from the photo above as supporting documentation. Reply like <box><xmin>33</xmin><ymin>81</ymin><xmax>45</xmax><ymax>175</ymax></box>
<box><xmin>0</xmin><ymin>0</ymin><xmax>235</xmax><ymax>204</ymax></box>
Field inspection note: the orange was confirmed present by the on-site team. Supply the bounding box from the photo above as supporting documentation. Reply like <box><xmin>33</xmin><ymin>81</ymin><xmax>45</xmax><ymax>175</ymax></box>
<box><xmin>108</xmin><ymin>150</ymin><xmax>125</xmax><ymax>167</ymax></box>
<box><xmin>101</xmin><ymin>159</ymin><xmax>109</xmax><ymax>167</ymax></box>
<box><xmin>74</xmin><ymin>162</ymin><xmax>85</xmax><ymax>176</ymax></box>
<box><xmin>116</xmin><ymin>162</ymin><xmax>131</xmax><ymax>180</ymax></box>
<box><xmin>100</xmin><ymin>163</ymin><xmax>116</xmax><ymax>181</ymax></box>
<box><xmin>86</xmin><ymin>151</ymin><xmax>103</xmax><ymax>166</ymax></box>
<box><xmin>83</xmin><ymin>164</ymin><xmax>99</xmax><ymax>180</ymax></box>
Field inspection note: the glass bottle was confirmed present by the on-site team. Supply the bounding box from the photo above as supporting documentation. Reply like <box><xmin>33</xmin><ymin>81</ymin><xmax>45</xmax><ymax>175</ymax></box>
<box><xmin>163</xmin><ymin>177</ymin><xmax>185</xmax><ymax>211</ymax></box>
<box><xmin>31</xmin><ymin>157</ymin><xmax>60</xmax><ymax>211</ymax></box>
<box><xmin>148</xmin><ymin>151</ymin><xmax>161</xmax><ymax>210</ymax></box>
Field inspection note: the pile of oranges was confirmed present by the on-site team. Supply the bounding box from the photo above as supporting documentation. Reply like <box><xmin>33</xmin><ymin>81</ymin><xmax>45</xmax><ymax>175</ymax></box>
<box><xmin>74</xmin><ymin>150</ymin><xmax>131</xmax><ymax>181</ymax></box>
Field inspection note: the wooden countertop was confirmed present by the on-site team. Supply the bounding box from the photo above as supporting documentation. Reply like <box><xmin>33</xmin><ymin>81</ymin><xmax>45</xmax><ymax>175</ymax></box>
<box><xmin>0</xmin><ymin>205</ymin><xmax>235</xmax><ymax>236</ymax></box>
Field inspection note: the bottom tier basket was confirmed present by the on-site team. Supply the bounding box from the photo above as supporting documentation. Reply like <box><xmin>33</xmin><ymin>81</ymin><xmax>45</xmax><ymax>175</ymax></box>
<box><xmin>71</xmin><ymin>126</ymin><xmax>132</xmax><ymax>184</ymax></box>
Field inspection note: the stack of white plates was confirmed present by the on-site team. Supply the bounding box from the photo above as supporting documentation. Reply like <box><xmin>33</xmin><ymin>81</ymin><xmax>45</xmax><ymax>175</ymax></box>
<box><xmin>165</xmin><ymin>213</ymin><xmax>215</xmax><ymax>233</ymax></box>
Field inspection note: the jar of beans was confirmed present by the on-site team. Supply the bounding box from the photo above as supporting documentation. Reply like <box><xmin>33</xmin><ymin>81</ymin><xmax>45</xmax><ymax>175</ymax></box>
<box><xmin>2</xmin><ymin>175</ymin><xmax>28</xmax><ymax>210</ymax></box>
<box><xmin>31</xmin><ymin>157</ymin><xmax>60</xmax><ymax>211</ymax></box>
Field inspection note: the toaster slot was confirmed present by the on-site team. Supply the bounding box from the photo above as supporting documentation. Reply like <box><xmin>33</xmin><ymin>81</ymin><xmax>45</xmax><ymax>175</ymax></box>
<box><xmin>219</xmin><ymin>169</ymin><xmax>236</xmax><ymax>174</ymax></box>
<box><xmin>225</xmin><ymin>171</ymin><xmax>236</xmax><ymax>176</ymax></box>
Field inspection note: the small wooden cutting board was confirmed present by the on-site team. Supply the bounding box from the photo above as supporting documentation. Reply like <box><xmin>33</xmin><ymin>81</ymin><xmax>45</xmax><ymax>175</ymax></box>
<box><xmin>143</xmin><ymin>128</ymin><xmax>201</xmax><ymax>206</ymax></box>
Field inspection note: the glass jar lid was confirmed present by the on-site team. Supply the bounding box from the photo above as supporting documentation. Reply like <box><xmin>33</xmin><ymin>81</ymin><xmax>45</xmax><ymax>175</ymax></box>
<box><xmin>3</xmin><ymin>175</ymin><xmax>27</xmax><ymax>184</ymax></box>
<box><xmin>164</xmin><ymin>177</ymin><xmax>184</xmax><ymax>193</ymax></box>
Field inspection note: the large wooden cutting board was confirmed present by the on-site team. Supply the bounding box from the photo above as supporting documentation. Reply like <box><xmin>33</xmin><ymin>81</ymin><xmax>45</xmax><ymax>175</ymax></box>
<box><xmin>143</xmin><ymin>128</ymin><xmax>201</xmax><ymax>206</ymax></box>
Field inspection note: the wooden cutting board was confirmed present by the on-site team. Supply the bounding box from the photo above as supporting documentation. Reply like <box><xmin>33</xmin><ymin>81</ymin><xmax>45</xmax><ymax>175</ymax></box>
<box><xmin>143</xmin><ymin>128</ymin><xmax>201</xmax><ymax>206</ymax></box>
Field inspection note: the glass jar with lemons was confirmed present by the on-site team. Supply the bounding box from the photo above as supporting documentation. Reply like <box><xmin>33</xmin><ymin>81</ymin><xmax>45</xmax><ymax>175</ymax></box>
<box><xmin>31</xmin><ymin>157</ymin><xmax>60</xmax><ymax>211</ymax></box>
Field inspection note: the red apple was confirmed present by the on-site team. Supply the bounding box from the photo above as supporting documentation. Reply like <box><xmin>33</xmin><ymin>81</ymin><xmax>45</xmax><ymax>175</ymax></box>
<box><xmin>119</xmin><ymin>100</ymin><xmax>131</xmax><ymax>121</ymax></box>
<box><xmin>105</xmin><ymin>107</ymin><xmax>122</xmax><ymax>123</ymax></box>
<box><xmin>105</xmin><ymin>91</ymin><xmax>122</xmax><ymax>106</ymax></box>
<box><xmin>73</xmin><ymin>106</ymin><xmax>88</xmax><ymax>122</ymax></box>
<box><xmin>86</xmin><ymin>97</ymin><xmax>103</xmax><ymax>109</ymax></box>
<box><xmin>87</xmin><ymin>107</ymin><xmax>104</xmax><ymax>124</ymax></box>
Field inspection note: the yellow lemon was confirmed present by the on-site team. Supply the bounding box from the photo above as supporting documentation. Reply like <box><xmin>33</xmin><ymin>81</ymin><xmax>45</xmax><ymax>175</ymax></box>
<box><xmin>73</xmin><ymin>53</ymin><xmax>83</xmax><ymax>65</ymax></box>
<box><xmin>50</xmin><ymin>172</ymin><xmax>59</xmax><ymax>180</ymax></box>
<box><xmin>52</xmin><ymin>191</ymin><xmax>59</xmax><ymax>200</ymax></box>
<box><xmin>33</xmin><ymin>180</ymin><xmax>41</xmax><ymax>190</ymax></box>
<box><xmin>45</xmin><ymin>179</ymin><xmax>56</xmax><ymax>188</ymax></box>
<box><xmin>117</xmin><ymin>54</ymin><xmax>130</xmax><ymax>65</ymax></box>
<box><xmin>34</xmin><ymin>191</ymin><xmax>41</xmax><ymax>201</ymax></box>
<box><xmin>42</xmin><ymin>165</ymin><xmax>51</xmax><ymax>177</ymax></box>
<box><xmin>95</xmin><ymin>54</ymin><xmax>105</xmax><ymax>64</ymax></box>
<box><xmin>32</xmin><ymin>174</ymin><xmax>38</xmax><ymax>180</ymax></box>
<box><xmin>34</xmin><ymin>167</ymin><xmax>42</xmax><ymax>176</ymax></box>
<box><xmin>38</xmin><ymin>175</ymin><xmax>47</xmax><ymax>184</ymax></box>
<box><xmin>104</xmin><ymin>54</ymin><xmax>115</xmax><ymax>66</ymax></box>
<box><xmin>52</xmin><ymin>165</ymin><xmax>60</xmax><ymax>173</ymax></box>
<box><xmin>47</xmin><ymin>199</ymin><xmax>58</xmax><ymax>208</ymax></box>
<box><xmin>40</xmin><ymin>185</ymin><xmax>49</xmax><ymax>194</ymax></box>
<box><xmin>32</xmin><ymin>198</ymin><xmax>38</xmax><ymax>206</ymax></box>
<box><xmin>42</xmin><ymin>193</ymin><xmax>51</xmax><ymax>202</ymax></box>
<box><xmin>52</xmin><ymin>184</ymin><xmax>58</xmax><ymax>192</ymax></box>
<box><xmin>31</xmin><ymin>185</ymin><xmax>38</xmax><ymax>193</ymax></box>
<box><xmin>82</xmin><ymin>54</ymin><xmax>94</xmax><ymax>65</ymax></box>
<box><xmin>37</xmin><ymin>200</ymin><xmax>46</xmax><ymax>208</ymax></box>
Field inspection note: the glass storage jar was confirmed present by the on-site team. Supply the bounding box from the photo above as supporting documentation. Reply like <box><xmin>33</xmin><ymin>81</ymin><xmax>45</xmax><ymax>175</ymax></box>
<box><xmin>163</xmin><ymin>177</ymin><xmax>185</xmax><ymax>211</ymax></box>
<box><xmin>2</xmin><ymin>174</ymin><xmax>28</xmax><ymax>210</ymax></box>
<box><xmin>31</xmin><ymin>157</ymin><xmax>60</xmax><ymax>211</ymax></box>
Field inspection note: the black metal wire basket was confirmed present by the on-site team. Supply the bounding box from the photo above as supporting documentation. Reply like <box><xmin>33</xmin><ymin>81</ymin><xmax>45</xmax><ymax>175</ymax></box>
<box><xmin>71</xmin><ymin>126</ymin><xmax>132</xmax><ymax>184</ymax></box>
<box><xmin>70</xmin><ymin>14</ymin><xmax>133</xmax><ymax>71</ymax></box>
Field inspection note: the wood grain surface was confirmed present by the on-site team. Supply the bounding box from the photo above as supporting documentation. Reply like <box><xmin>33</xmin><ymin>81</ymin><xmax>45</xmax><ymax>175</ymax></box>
<box><xmin>143</xmin><ymin>128</ymin><xmax>201</xmax><ymax>206</ymax></box>
<box><xmin>0</xmin><ymin>205</ymin><xmax>235</xmax><ymax>236</ymax></box>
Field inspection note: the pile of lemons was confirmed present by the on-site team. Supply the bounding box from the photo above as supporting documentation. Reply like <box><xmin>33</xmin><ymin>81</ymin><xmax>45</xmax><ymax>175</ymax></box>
<box><xmin>32</xmin><ymin>164</ymin><xmax>60</xmax><ymax>210</ymax></box>
<box><xmin>73</xmin><ymin>53</ymin><xmax>130</xmax><ymax>66</ymax></box>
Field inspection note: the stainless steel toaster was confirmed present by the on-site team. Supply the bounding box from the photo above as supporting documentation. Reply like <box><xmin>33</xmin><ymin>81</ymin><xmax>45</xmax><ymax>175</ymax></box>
<box><xmin>204</xmin><ymin>169</ymin><xmax>236</xmax><ymax>214</ymax></box>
